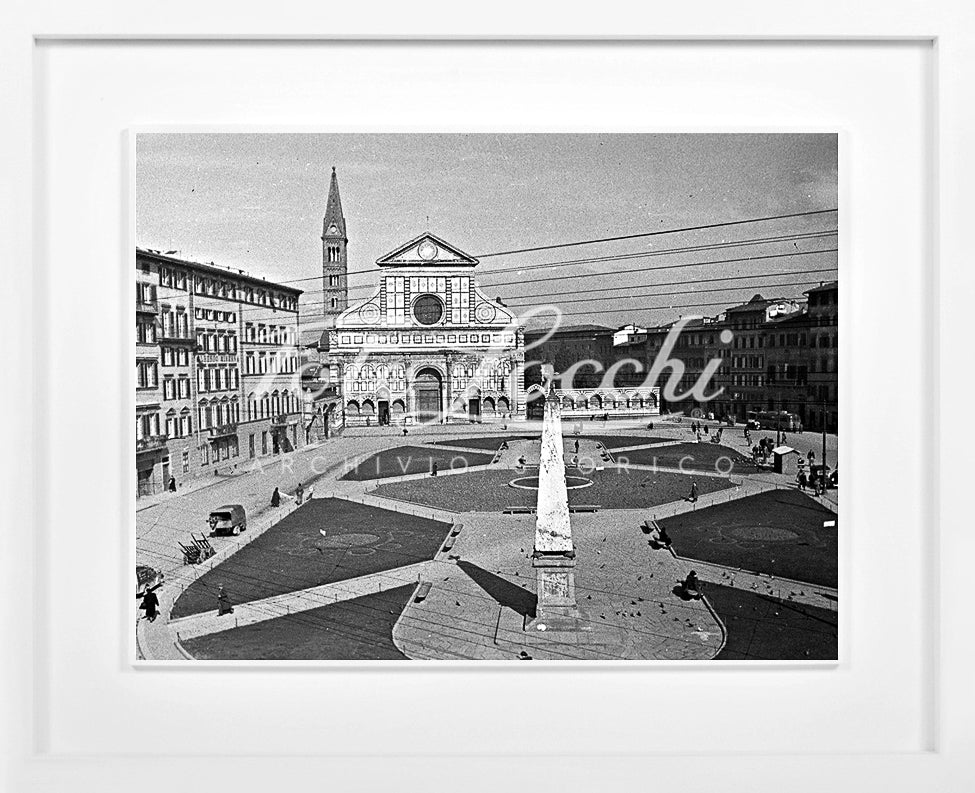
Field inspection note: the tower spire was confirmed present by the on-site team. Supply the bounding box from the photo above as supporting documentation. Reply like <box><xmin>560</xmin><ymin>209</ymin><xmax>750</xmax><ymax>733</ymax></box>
<box><xmin>321</xmin><ymin>167</ymin><xmax>349</xmax><ymax>340</ymax></box>
<box><xmin>322</xmin><ymin>166</ymin><xmax>346</xmax><ymax>241</ymax></box>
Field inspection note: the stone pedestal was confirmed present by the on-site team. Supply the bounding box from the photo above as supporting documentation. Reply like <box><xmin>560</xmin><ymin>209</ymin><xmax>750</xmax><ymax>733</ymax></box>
<box><xmin>532</xmin><ymin>552</ymin><xmax>585</xmax><ymax>632</ymax></box>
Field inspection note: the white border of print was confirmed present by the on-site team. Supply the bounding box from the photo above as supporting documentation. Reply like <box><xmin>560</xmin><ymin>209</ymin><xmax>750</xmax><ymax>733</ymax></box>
<box><xmin>2</xmin><ymin>6</ymin><xmax>972</xmax><ymax>793</ymax></box>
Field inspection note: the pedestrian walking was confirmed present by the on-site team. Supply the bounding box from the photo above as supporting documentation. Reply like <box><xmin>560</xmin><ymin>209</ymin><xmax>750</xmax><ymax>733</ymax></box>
<box><xmin>574</xmin><ymin>438</ymin><xmax>580</xmax><ymax>454</ymax></box>
<box><xmin>295</xmin><ymin>483</ymin><xmax>304</xmax><ymax>506</ymax></box>
<box><xmin>271</xmin><ymin>487</ymin><xmax>281</xmax><ymax>508</ymax></box>
<box><xmin>797</xmin><ymin>470</ymin><xmax>807</xmax><ymax>491</ymax></box>
<box><xmin>168</xmin><ymin>476</ymin><xmax>177</xmax><ymax>493</ymax></box>
<box><xmin>139</xmin><ymin>586</ymin><xmax>159</xmax><ymax>622</ymax></box>
<box><xmin>403</xmin><ymin>426</ymin><xmax>408</xmax><ymax>436</ymax></box>
<box><xmin>431</xmin><ymin>462</ymin><xmax>438</xmax><ymax>476</ymax></box>
<box><xmin>689</xmin><ymin>480</ymin><xmax>699</xmax><ymax>503</ymax></box>
<box><xmin>217</xmin><ymin>584</ymin><xmax>233</xmax><ymax>616</ymax></box>
<box><xmin>808</xmin><ymin>449</ymin><xmax>815</xmax><ymax>463</ymax></box>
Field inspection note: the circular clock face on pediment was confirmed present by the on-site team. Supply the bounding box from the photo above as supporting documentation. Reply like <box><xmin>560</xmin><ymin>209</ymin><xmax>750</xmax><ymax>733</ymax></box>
<box><xmin>474</xmin><ymin>302</ymin><xmax>497</xmax><ymax>323</ymax></box>
<box><xmin>417</xmin><ymin>240</ymin><xmax>439</xmax><ymax>261</ymax></box>
<box><xmin>359</xmin><ymin>304</ymin><xmax>380</xmax><ymax>324</ymax></box>
<box><xmin>327</xmin><ymin>224</ymin><xmax>340</xmax><ymax>236</ymax></box>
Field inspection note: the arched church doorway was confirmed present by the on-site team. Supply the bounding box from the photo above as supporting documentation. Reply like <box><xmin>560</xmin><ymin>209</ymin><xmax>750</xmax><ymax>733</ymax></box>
<box><xmin>413</xmin><ymin>367</ymin><xmax>443</xmax><ymax>423</ymax></box>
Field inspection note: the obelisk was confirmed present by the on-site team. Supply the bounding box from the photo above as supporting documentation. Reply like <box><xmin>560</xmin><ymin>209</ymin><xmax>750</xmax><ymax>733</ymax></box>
<box><xmin>531</xmin><ymin>382</ymin><xmax>583</xmax><ymax>631</ymax></box>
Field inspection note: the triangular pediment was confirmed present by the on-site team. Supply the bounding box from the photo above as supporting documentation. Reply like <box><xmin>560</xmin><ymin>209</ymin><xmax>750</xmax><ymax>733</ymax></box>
<box><xmin>375</xmin><ymin>233</ymin><xmax>479</xmax><ymax>268</ymax></box>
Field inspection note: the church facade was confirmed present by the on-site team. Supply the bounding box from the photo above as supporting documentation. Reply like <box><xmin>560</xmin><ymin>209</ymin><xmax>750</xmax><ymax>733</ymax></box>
<box><xmin>325</xmin><ymin>232</ymin><xmax>527</xmax><ymax>426</ymax></box>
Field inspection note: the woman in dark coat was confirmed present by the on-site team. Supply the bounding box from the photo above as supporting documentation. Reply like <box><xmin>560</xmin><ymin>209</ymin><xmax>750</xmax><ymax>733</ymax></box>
<box><xmin>270</xmin><ymin>487</ymin><xmax>281</xmax><ymax>507</ymax></box>
<box><xmin>217</xmin><ymin>584</ymin><xmax>233</xmax><ymax>616</ymax></box>
<box><xmin>140</xmin><ymin>587</ymin><xmax>159</xmax><ymax>622</ymax></box>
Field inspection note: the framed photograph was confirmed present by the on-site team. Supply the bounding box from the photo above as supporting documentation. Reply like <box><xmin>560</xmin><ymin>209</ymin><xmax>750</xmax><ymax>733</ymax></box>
<box><xmin>3</xmin><ymin>3</ymin><xmax>971</xmax><ymax>791</ymax></box>
<box><xmin>133</xmin><ymin>131</ymin><xmax>839</xmax><ymax>666</ymax></box>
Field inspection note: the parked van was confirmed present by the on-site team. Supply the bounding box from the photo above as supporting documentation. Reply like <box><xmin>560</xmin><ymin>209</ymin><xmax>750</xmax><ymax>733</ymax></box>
<box><xmin>208</xmin><ymin>504</ymin><xmax>247</xmax><ymax>536</ymax></box>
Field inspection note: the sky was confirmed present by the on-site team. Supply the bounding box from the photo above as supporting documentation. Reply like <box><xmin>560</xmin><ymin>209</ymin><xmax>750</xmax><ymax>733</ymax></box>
<box><xmin>136</xmin><ymin>133</ymin><xmax>837</xmax><ymax>331</ymax></box>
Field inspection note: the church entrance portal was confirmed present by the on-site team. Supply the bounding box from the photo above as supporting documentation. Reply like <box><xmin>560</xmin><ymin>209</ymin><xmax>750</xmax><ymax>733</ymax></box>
<box><xmin>413</xmin><ymin>368</ymin><xmax>443</xmax><ymax>423</ymax></box>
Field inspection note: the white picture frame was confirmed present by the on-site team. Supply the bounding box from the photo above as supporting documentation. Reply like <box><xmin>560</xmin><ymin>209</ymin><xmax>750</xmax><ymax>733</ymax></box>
<box><xmin>2</xmin><ymin>2</ymin><xmax>971</xmax><ymax>790</ymax></box>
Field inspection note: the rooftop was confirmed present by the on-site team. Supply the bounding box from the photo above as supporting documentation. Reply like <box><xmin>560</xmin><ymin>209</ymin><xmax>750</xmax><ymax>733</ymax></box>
<box><xmin>136</xmin><ymin>248</ymin><xmax>303</xmax><ymax>296</ymax></box>
<box><xmin>805</xmin><ymin>280</ymin><xmax>839</xmax><ymax>295</ymax></box>
<box><xmin>523</xmin><ymin>323</ymin><xmax>617</xmax><ymax>336</ymax></box>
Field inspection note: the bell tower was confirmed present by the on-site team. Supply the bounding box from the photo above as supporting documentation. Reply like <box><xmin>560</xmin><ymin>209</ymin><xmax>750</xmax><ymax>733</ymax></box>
<box><xmin>321</xmin><ymin>166</ymin><xmax>348</xmax><ymax>333</ymax></box>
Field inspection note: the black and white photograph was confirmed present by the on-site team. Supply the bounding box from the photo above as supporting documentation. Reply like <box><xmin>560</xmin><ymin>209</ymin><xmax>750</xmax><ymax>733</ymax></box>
<box><xmin>135</xmin><ymin>133</ymin><xmax>838</xmax><ymax>662</ymax></box>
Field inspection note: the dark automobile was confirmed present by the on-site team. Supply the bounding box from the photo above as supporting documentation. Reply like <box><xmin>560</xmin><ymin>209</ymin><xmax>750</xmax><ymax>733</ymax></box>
<box><xmin>208</xmin><ymin>504</ymin><xmax>247</xmax><ymax>536</ymax></box>
<box><xmin>136</xmin><ymin>565</ymin><xmax>164</xmax><ymax>598</ymax></box>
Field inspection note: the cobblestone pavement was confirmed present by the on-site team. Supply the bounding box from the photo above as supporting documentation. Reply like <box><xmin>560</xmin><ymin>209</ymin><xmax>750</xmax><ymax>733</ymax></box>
<box><xmin>136</xmin><ymin>420</ymin><xmax>838</xmax><ymax>661</ymax></box>
<box><xmin>393</xmin><ymin>510</ymin><xmax>723</xmax><ymax>661</ymax></box>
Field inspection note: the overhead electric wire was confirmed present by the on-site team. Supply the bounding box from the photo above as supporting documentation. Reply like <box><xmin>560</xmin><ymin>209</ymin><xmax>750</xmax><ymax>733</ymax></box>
<box><xmin>472</xmin><ymin>208</ymin><xmax>838</xmax><ymax>258</ymax></box>
<box><xmin>271</xmin><ymin>226</ymin><xmax>838</xmax><ymax>287</ymax></box>
<box><xmin>238</xmin><ymin>248</ymin><xmax>838</xmax><ymax>324</ymax></box>
<box><xmin>248</xmin><ymin>275</ymin><xmax>837</xmax><ymax>333</ymax></box>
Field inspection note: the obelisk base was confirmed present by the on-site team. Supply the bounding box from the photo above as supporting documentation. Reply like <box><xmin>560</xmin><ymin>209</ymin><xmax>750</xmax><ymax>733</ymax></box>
<box><xmin>529</xmin><ymin>552</ymin><xmax>588</xmax><ymax>632</ymax></box>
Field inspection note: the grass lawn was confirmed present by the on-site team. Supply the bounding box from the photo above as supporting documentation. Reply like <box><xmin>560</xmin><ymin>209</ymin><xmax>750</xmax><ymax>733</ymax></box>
<box><xmin>341</xmin><ymin>445</ymin><xmax>495</xmax><ymax>480</ymax></box>
<box><xmin>373</xmin><ymin>466</ymin><xmax>733</xmax><ymax>512</ymax></box>
<box><xmin>171</xmin><ymin>499</ymin><xmax>450</xmax><ymax>618</ymax></box>
<box><xmin>705</xmin><ymin>582</ymin><xmax>837</xmax><ymax>660</ymax></box>
<box><xmin>183</xmin><ymin>585</ymin><xmax>413</xmax><ymax>660</ymax></box>
<box><xmin>617</xmin><ymin>442</ymin><xmax>757</xmax><ymax>475</ymax></box>
<box><xmin>578</xmin><ymin>434</ymin><xmax>673</xmax><ymax>449</ymax></box>
<box><xmin>428</xmin><ymin>435</ymin><xmax>538</xmax><ymax>451</ymax></box>
<box><xmin>659</xmin><ymin>489</ymin><xmax>837</xmax><ymax>587</ymax></box>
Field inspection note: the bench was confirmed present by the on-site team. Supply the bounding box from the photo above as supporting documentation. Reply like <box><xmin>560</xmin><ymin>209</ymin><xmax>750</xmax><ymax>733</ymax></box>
<box><xmin>415</xmin><ymin>581</ymin><xmax>432</xmax><ymax>602</ymax></box>
<box><xmin>568</xmin><ymin>504</ymin><xmax>601</xmax><ymax>513</ymax></box>
<box><xmin>441</xmin><ymin>537</ymin><xmax>455</xmax><ymax>552</ymax></box>
<box><xmin>502</xmin><ymin>506</ymin><xmax>536</xmax><ymax>515</ymax></box>
<box><xmin>450</xmin><ymin>524</ymin><xmax>463</xmax><ymax>536</ymax></box>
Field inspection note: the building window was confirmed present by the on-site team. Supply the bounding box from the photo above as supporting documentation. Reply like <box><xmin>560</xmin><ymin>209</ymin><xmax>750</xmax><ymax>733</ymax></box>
<box><xmin>137</xmin><ymin>360</ymin><xmax>158</xmax><ymax>389</ymax></box>
<box><xmin>137</xmin><ymin>320</ymin><xmax>157</xmax><ymax>344</ymax></box>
